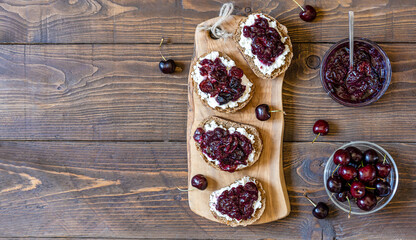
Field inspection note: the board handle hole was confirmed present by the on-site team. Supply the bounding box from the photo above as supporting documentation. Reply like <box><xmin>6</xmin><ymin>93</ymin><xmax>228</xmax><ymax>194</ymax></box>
<box><xmin>209</xmin><ymin>28</ymin><xmax>222</xmax><ymax>40</ymax></box>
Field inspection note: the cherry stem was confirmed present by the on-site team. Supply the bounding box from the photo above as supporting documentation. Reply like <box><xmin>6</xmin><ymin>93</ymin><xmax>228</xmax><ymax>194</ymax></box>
<box><xmin>347</xmin><ymin>183</ymin><xmax>351</xmax><ymax>187</ymax></box>
<box><xmin>365</xmin><ymin>186</ymin><xmax>375</xmax><ymax>190</ymax></box>
<box><xmin>291</xmin><ymin>0</ymin><xmax>305</xmax><ymax>11</ymax></box>
<box><xmin>159</xmin><ymin>38</ymin><xmax>167</xmax><ymax>61</ymax></box>
<box><xmin>177</xmin><ymin>187</ymin><xmax>192</xmax><ymax>192</ymax></box>
<box><xmin>270</xmin><ymin>110</ymin><xmax>286</xmax><ymax>115</ymax></box>
<box><xmin>332</xmin><ymin>164</ymin><xmax>340</xmax><ymax>178</ymax></box>
<box><xmin>383</xmin><ymin>154</ymin><xmax>387</xmax><ymax>164</ymax></box>
<box><xmin>303</xmin><ymin>190</ymin><xmax>316</xmax><ymax>207</ymax></box>
<box><xmin>346</xmin><ymin>196</ymin><xmax>351</xmax><ymax>219</ymax></box>
<box><xmin>311</xmin><ymin>133</ymin><xmax>320</xmax><ymax>144</ymax></box>
<box><xmin>361</xmin><ymin>161</ymin><xmax>364</xmax><ymax>167</ymax></box>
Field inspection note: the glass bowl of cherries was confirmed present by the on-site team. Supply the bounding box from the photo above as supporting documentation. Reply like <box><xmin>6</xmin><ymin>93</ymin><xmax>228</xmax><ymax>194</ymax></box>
<box><xmin>324</xmin><ymin>141</ymin><xmax>398</xmax><ymax>215</ymax></box>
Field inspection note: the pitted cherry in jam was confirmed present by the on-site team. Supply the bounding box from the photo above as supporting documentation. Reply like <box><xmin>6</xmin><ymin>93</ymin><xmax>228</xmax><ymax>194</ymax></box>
<box><xmin>198</xmin><ymin>58</ymin><xmax>246</xmax><ymax>105</ymax></box>
<box><xmin>242</xmin><ymin>15</ymin><xmax>286</xmax><ymax>66</ymax></box>
<box><xmin>215</xmin><ymin>181</ymin><xmax>259</xmax><ymax>221</ymax></box>
<box><xmin>193</xmin><ymin>127</ymin><xmax>253</xmax><ymax>172</ymax></box>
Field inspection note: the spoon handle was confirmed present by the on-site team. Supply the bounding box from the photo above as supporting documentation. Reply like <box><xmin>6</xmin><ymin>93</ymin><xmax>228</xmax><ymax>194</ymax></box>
<box><xmin>349</xmin><ymin>11</ymin><xmax>354</xmax><ymax>70</ymax></box>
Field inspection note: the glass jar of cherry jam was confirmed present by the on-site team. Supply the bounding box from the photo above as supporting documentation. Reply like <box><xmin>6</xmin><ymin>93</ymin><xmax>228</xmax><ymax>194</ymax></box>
<box><xmin>320</xmin><ymin>38</ymin><xmax>391</xmax><ymax>107</ymax></box>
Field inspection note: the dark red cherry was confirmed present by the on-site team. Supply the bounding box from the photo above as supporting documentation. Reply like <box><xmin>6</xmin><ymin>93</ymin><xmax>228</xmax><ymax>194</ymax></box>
<box><xmin>313</xmin><ymin>202</ymin><xmax>329</xmax><ymax>219</ymax></box>
<box><xmin>357</xmin><ymin>192</ymin><xmax>377</xmax><ymax>211</ymax></box>
<box><xmin>333</xmin><ymin>149</ymin><xmax>351</xmax><ymax>165</ymax></box>
<box><xmin>327</xmin><ymin>176</ymin><xmax>343</xmax><ymax>193</ymax></box>
<box><xmin>358</xmin><ymin>165</ymin><xmax>376</xmax><ymax>182</ymax></box>
<box><xmin>336</xmin><ymin>190</ymin><xmax>352</xmax><ymax>202</ymax></box>
<box><xmin>159</xmin><ymin>59</ymin><xmax>176</xmax><ymax>74</ymax></box>
<box><xmin>255</xmin><ymin>104</ymin><xmax>271</xmax><ymax>121</ymax></box>
<box><xmin>299</xmin><ymin>5</ymin><xmax>317</xmax><ymax>22</ymax></box>
<box><xmin>376</xmin><ymin>162</ymin><xmax>391</xmax><ymax>178</ymax></box>
<box><xmin>338</xmin><ymin>165</ymin><xmax>358</xmax><ymax>181</ymax></box>
<box><xmin>363</xmin><ymin>149</ymin><xmax>379</xmax><ymax>164</ymax></box>
<box><xmin>191</xmin><ymin>174</ymin><xmax>208</xmax><ymax>190</ymax></box>
<box><xmin>345</xmin><ymin>146</ymin><xmax>363</xmax><ymax>163</ymax></box>
<box><xmin>304</xmin><ymin>192</ymin><xmax>329</xmax><ymax>219</ymax></box>
<box><xmin>375</xmin><ymin>180</ymin><xmax>391</xmax><ymax>197</ymax></box>
<box><xmin>313</xmin><ymin>120</ymin><xmax>329</xmax><ymax>135</ymax></box>
<box><xmin>350</xmin><ymin>181</ymin><xmax>366</xmax><ymax>199</ymax></box>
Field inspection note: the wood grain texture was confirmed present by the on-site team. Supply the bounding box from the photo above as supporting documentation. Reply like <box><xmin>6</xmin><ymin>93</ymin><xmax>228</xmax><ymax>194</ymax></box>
<box><xmin>0</xmin><ymin>43</ymin><xmax>414</xmax><ymax>142</ymax></box>
<box><xmin>187</xmin><ymin>16</ymin><xmax>289</xmax><ymax>225</ymax></box>
<box><xmin>0</xmin><ymin>141</ymin><xmax>414</xmax><ymax>239</ymax></box>
<box><xmin>0</xmin><ymin>0</ymin><xmax>415</xmax><ymax>43</ymax></box>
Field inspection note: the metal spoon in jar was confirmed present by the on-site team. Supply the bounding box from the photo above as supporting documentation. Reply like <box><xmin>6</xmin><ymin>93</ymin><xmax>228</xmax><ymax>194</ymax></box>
<box><xmin>349</xmin><ymin>11</ymin><xmax>354</xmax><ymax>70</ymax></box>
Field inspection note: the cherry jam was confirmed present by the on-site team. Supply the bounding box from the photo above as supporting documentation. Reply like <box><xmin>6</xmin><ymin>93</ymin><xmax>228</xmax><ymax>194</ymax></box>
<box><xmin>198</xmin><ymin>58</ymin><xmax>246</xmax><ymax>105</ymax></box>
<box><xmin>322</xmin><ymin>41</ymin><xmax>387</xmax><ymax>104</ymax></box>
<box><xmin>193</xmin><ymin>127</ymin><xmax>253</xmax><ymax>172</ymax></box>
<box><xmin>242</xmin><ymin>15</ymin><xmax>286</xmax><ymax>66</ymax></box>
<box><xmin>215</xmin><ymin>182</ymin><xmax>259</xmax><ymax>221</ymax></box>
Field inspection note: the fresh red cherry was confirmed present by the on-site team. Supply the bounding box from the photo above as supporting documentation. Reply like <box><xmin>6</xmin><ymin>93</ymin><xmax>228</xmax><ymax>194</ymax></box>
<box><xmin>313</xmin><ymin>120</ymin><xmax>329</xmax><ymax>135</ymax></box>
<box><xmin>312</xmin><ymin>120</ymin><xmax>329</xmax><ymax>143</ymax></box>
<box><xmin>158</xmin><ymin>38</ymin><xmax>180</xmax><ymax>74</ymax></box>
<box><xmin>303</xmin><ymin>191</ymin><xmax>329</xmax><ymax>219</ymax></box>
<box><xmin>336</xmin><ymin>190</ymin><xmax>352</xmax><ymax>202</ymax></box>
<box><xmin>350</xmin><ymin>181</ymin><xmax>366</xmax><ymax>199</ymax></box>
<box><xmin>345</xmin><ymin>146</ymin><xmax>363</xmax><ymax>163</ymax></box>
<box><xmin>326</xmin><ymin>176</ymin><xmax>343</xmax><ymax>193</ymax></box>
<box><xmin>299</xmin><ymin>5</ymin><xmax>317</xmax><ymax>22</ymax></box>
<box><xmin>376</xmin><ymin>161</ymin><xmax>391</xmax><ymax>178</ymax></box>
<box><xmin>374</xmin><ymin>180</ymin><xmax>391</xmax><ymax>197</ymax></box>
<box><xmin>357</xmin><ymin>192</ymin><xmax>377</xmax><ymax>211</ymax></box>
<box><xmin>291</xmin><ymin>0</ymin><xmax>317</xmax><ymax>22</ymax></box>
<box><xmin>159</xmin><ymin>59</ymin><xmax>176</xmax><ymax>74</ymax></box>
<box><xmin>358</xmin><ymin>165</ymin><xmax>376</xmax><ymax>182</ymax></box>
<box><xmin>191</xmin><ymin>174</ymin><xmax>208</xmax><ymax>190</ymax></box>
<box><xmin>363</xmin><ymin>149</ymin><xmax>379</xmax><ymax>164</ymax></box>
<box><xmin>333</xmin><ymin>149</ymin><xmax>351</xmax><ymax>165</ymax></box>
<box><xmin>255</xmin><ymin>104</ymin><xmax>285</xmax><ymax>121</ymax></box>
<box><xmin>338</xmin><ymin>165</ymin><xmax>358</xmax><ymax>181</ymax></box>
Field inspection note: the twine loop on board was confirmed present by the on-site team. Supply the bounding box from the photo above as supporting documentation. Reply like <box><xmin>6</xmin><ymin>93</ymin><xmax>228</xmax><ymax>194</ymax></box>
<box><xmin>197</xmin><ymin>2</ymin><xmax>234</xmax><ymax>39</ymax></box>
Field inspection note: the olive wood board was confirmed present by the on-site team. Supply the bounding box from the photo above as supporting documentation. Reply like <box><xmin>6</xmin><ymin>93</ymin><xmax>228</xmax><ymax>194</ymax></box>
<box><xmin>187</xmin><ymin>15</ymin><xmax>290</xmax><ymax>225</ymax></box>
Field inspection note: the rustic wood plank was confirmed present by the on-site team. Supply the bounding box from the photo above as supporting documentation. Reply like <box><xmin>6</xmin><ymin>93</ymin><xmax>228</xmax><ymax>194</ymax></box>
<box><xmin>0</xmin><ymin>0</ymin><xmax>415</xmax><ymax>44</ymax></box>
<box><xmin>0</xmin><ymin>141</ymin><xmax>414</xmax><ymax>239</ymax></box>
<box><xmin>0</xmin><ymin>43</ymin><xmax>414</xmax><ymax>141</ymax></box>
<box><xmin>187</xmin><ymin>15</ymin><xmax>289</xmax><ymax>224</ymax></box>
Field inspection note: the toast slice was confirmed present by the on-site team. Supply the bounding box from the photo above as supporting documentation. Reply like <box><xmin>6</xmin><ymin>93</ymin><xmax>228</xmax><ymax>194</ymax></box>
<box><xmin>233</xmin><ymin>13</ymin><xmax>293</xmax><ymax>80</ymax></box>
<box><xmin>209</xmin><ymin>176</ymin><xmax>266</xmax><ymax>227</ymax></box>
<box><xmin>190</xmin><ymin>51</ymin><xmax>255</xmax><ymax>113</ymax></box>
<box><xmin>194</xmin><ymin>116</ymin><xmax>263</xmax><ymax>172</ymax></box>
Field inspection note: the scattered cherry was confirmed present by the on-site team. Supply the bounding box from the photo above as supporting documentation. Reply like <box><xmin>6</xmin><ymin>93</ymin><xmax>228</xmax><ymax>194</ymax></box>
<box><xmin>363</xmin><ymin>149</ymin><xmax>379</xmax><ymax>164</ymax></box>
<box><xmin>191</xmin><ymin>174</ymin><xmax>208</xmax><ymax>190</ymax></box>
<box><xmin>304</xmin><ymin>191</ymin><xmax>329</xmax><ymax>219</ymax></box>
<box><xmin>255</xmin><ymin>104</ymin><xmax>285</xmax><ymax>121</ymax></box>
<box><xmin>291</xmin><ymin>0</ymin><xmax>317</xmax><ymax>22</ymax></box>
<box><xmin>159</xmin><ymin>59</ymin><xmax>176</xmax><ymax>74</ymax></box>
<box><xmin>158</xmin><ymin>38</ymin><xmax>180</xmax><ymax>74</ymax></box>
<box><xmin>375</xmin><ymin>180</ymin><xmax>391</xmax><ymax>197</ymax></box>
<box><xmin>338</xmin><ymin>165</ymin><xmax>357</xmax><ymax>181</ymax></box>
<box><xmin>327</xmin><ymin>176</ymin><xmax>343</xmax><ymax>193</ymax></box>
<box><xmin>356</xmin><ymin>192</ymin><xmax>377</xmax><ymax>211</ymax></box>
<box><xmin>312</xmin><ymin>120</ymin><xmax>329</xmax><ymax>143</ymax></box>
<box><xmin>350</xmin><ymin>181</ymin><xmax>366</xmax><ymax>199</ymax></box>
<box><xmin>358</xmin><ymin>165</ymin><xmax>376</xmax><ymax>182</ymax></box>
<box><xmin>333</xmin><ymin>149</ymin><xmax>351</xmax><ymax>165</ymax></box>
<box><xmin>299</xmin><ymin>5</ymin><xmax>317</xmax><ymax>22</ymax></box>
<box><xmin>345</xmin><ymin>146</ymin><xmax>363</xmax><ymax>163</ymax></box>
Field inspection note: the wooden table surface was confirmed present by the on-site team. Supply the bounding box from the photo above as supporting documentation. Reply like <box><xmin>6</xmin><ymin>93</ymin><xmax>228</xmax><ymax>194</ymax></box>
<box><xmin>0</xmin><ymin>1</ymin><xmax>415</xmax><ymax>239</ymax></box>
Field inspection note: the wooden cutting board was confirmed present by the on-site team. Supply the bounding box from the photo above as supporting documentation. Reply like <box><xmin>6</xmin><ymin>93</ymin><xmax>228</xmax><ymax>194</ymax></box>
<box><xmin>187</xmin><ymin>15</ymin><xmax>290</xmax><ymax>225</ymax></box>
